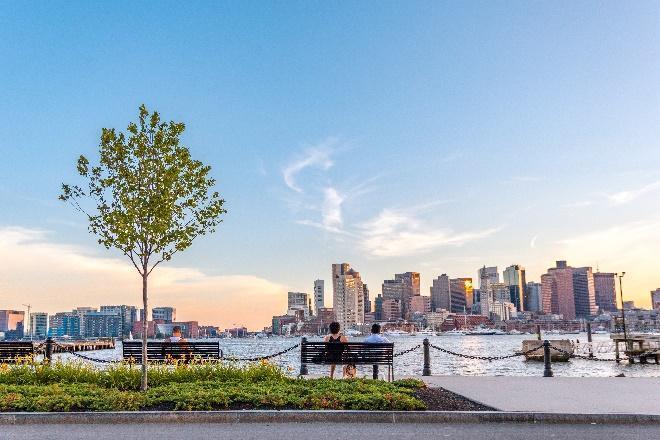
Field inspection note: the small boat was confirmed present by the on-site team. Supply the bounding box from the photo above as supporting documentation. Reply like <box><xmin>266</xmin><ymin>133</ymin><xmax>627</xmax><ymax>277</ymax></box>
<box><xmin>441</xmin><ymin>329</ymin><xmax>466</xmax><ymax>336</ymax></box>
<box><xmin>254</xmin><ymin>332</ymin><xmax>268</xmax><ymax>339</ymax></box>
<box><xmin>384</xmin><ymin>329</ymin><xmax>409</xmax><ymax>337</ymax></box>
<box><xmin>344</xmin><ymin>329</ymin><xmax>363</xmax><ymax>337</ymax></box>
<box><xmin>418</xmin><ymin>328</ymin><xmax>436</xmax><ymax>336</ymax></box>
<box><xmin>507</xmin><ymin>329</ymin><xmax>523</xmax><ymax>335</ymax></box>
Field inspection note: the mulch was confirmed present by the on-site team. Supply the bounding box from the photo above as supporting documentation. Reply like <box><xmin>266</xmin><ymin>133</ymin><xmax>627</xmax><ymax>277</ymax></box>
<box><xmin>414</xmin><ymin>387</ymin><xmax>497</xmax><ymax>411</ymax></box>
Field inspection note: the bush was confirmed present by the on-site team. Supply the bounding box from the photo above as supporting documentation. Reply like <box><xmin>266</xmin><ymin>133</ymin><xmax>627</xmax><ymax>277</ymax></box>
<box><xmin>0</xmin><ymin>362</ymin><xmax>426</xmax><ymax>412</ymax></box>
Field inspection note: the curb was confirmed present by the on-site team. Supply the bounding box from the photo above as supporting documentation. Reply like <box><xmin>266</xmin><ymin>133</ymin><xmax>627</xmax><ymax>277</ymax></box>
<box><xmin>1</xmin><ymin>411</ymin><xmax>659</xmax><ymax>425</ymax></box>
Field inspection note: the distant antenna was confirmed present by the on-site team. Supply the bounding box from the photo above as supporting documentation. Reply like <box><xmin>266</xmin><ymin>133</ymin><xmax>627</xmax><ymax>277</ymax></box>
<box><xmin>596</xmin><ymin>262</ymin><xmax>600</xmax><ymax>273</ymax></box>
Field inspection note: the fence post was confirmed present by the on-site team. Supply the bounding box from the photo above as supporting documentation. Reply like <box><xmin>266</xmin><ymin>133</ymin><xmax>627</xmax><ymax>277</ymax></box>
<box><xmin>543</xmin><ymin>340</ymin><xmax>553</xmax><ymax>377</ymax></box>
<box><xmin>422</xmin><ymin>338</ymin><xmax>431</xmax><ymax>376</ymax></box>
<box><xmin>299</xmin><ymin>337</ymin><xmax>308</xmax><ymax>376</ymax></box>
<box><xmin>536</xmin><ymin>325</ymin><xmax>542</xmax><ymax>341</ymax></box>
<box><xmin>45</xmin><ymin>337</ymin><xmax>54</xmax><ymax>363</ymax></box>
<box><xmin>586</xmin><ymin>322</ymin><xmax>593</xmax><ymax>358</ymax></box>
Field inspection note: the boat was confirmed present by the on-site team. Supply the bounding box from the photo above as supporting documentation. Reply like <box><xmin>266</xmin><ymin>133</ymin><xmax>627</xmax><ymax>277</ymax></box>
<box><xmin>344</xmin><ymin>329</ymin><xmax>363</xmax><ymax>337</ymax></box>
<box><xmin>384</xmin><ymin>329</ymin><xmax>409</xmax><ymax>337</ymax></box>
<box><xmin>418</xmin><ymin>328</ymin><xmax>436</xmax><ymax>336</ymax></box>
<box><xmin>440</xmin><ymin>329</ymin><xmax>466</xmax><ymax>336</ymax></box>
<box><xmin>254</xmin><ymin>332</ymin><xmax>268</xmax><ymax>339</ymax></box>
<box><xmin>507</xmin><ymin>329</ymin><xmax>523</xmax><ymax>335</ymax></box>
<box><xmin>592</xmin><ymin>326</ymin><xmax>609</xmax><ymax>334</ymax></box>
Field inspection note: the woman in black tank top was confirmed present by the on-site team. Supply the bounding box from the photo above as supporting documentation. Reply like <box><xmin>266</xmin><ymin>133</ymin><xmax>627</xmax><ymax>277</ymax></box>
<box><xmin>324</xmin><ymin>322</ymin><xmax>348</xmax><ymax>378</ymax></box>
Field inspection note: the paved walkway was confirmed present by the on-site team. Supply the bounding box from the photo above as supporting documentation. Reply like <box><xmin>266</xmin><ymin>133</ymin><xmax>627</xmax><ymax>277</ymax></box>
<box><xmin>419</xmin><ymin>376</ymin><xmax>660</xmax><ymax>414</ymax></box>
<box><xmin>2</xmin><ymin>423</ymin><xmax>658</xmax><ymax>440</ymax></box>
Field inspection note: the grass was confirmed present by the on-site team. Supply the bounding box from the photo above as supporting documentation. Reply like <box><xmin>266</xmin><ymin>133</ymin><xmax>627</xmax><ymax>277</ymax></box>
<box><xmin>0</xmin><ymin>361</ymin><xmax>426</xmax><ymax>412</ymax></box>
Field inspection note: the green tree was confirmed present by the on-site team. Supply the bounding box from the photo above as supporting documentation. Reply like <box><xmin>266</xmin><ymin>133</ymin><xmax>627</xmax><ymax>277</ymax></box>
<box><xmin>60</xmin><ymin>105</ymin><xmax>226</xmax><ymax>390</ymax></box>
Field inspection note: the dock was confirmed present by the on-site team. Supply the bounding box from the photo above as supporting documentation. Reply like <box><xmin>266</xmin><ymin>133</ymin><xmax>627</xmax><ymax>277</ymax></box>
<box><xmin>52</xmin><ymin>339</ymin><xmax>115</xmax><ymax>353</ymax></box>
<box><xmin>611</xmin><ymin>333</ymin><xmax>660</xmax><ymax>364</ymax></box>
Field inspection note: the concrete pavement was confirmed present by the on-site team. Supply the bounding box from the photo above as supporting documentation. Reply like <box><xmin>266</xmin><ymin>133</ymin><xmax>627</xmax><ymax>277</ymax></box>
<box><xmin>419</xmin><ymin>376</ymin><xmax>660</xmax><ymax>414</ymax></box>
<box><xmin>1</xmin><ymin>422</ymin><xmax>658</xmax><ymax>440</ymax></box>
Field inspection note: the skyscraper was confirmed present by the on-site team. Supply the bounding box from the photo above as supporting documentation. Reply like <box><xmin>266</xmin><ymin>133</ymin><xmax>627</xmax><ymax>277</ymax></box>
<box><xmin>332</xmin><ymin>263</ymin><xmax>365</xmax><ymax>328</ymax></box>
<box><xmin>100</xmin><ymin>305</ymin><xmax>138</xmax><ymax>337</ymax></box>
<box><xmin>449</xmin><ymin>278</ymin><xmax>472</xmax><ymax>313</ymax></box>
<box><xmin>652</xmin><ymin>288</ymin><xmax>660</xmax><ymax>310</ymax></box>
<box><xmin>29</xmin><ymin>312</ymin><xmax>48</xmax><ymax>339</ymax></box>
<box><xmin>152</xmin><ymin>307</ymin><xmax>176</xmax><ymax>323</ymax></box>
<box><xmin>593</xmin><ymin>272</ymin><xmax>617</xmax><ymax>312</ymax></box>
<box><xmin>313</xmin><ymin>279</ymin><xmax>324</xmax><ymax>314</ymax></box>
<box><xmin>430</xmin><ymin>274</ymin><xmax>450</xmax><ymax>312</ymax></box>
<box><xmin>503</xmin><ymin>264</ymin><xmax>526</xmax><ymax>311</ymax></box>
<box><xmin>541</xmin><ymin>261</ymin><xmax>576</xmax><ymax>319</ymax></box>
<box><xmin>478</xmin><ymin>266</ymin><xmax>499</xmax><ymax>290</ymax></box>
<box><xmin>363</xmin><ymin>284</ymin><xmax>371</xmax><ymax>314</ymax></box>
<box><xmin>572</xmin><ymin>267</ymin><xmax>598</xmax><ymax>318</ymax></box>
<box><xmin>525</xmin><ymin>282</ymin><xmax>542</xmax><ymax>312</ymax></box>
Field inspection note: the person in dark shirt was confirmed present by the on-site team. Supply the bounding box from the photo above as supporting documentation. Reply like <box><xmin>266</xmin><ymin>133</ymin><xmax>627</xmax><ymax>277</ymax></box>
<box><xmin>324</xmin><ymin>321</ymin><xmax>348</xmax><ymax>378</ymax></box>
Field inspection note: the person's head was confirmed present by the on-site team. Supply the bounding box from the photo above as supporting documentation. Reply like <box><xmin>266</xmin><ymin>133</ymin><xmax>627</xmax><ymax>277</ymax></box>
<box><xmin>371</xmin><ymin>323</ymin><xmax>381</xmax><ymax>334</ymax></box>
<box><xmin>329</xmin><ymin>322</ymin><xmax>341</xmax><ymax>335</ymax></box>
<box><xmin>172</xmin><ymin>326</ymin><xmax>182</xmax><ymax>337</ymax></box>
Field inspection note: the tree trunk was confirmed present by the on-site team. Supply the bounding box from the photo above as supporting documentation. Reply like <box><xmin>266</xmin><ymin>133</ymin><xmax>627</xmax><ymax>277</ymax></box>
<box><xmin>140</xmin><ymin>272</ymin><xmax>149</xmax><ymax>391</ymax></box>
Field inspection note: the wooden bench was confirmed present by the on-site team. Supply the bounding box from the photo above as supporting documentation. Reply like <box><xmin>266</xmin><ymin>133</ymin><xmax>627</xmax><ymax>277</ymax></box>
<box><xmin>0</xmin><ymin>342</ymin><xmax>36</xmax><ymax>363</ymax></box>
<box><xmin>300</xmin><ymin>341</ymin><xmax>395</xmax><ymax>380</ymax></box>
<box><xmin>122</xmin><ymin>341</ymin><xmax>222</xmax><ymax>363</ymax></box>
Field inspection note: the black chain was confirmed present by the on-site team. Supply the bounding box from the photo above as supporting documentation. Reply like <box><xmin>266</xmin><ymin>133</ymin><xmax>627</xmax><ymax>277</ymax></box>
<box><xmin>430</xmin><ymin>343</ymin><xmax>543</xmax><ymax>361</ymax></box>
<box><xmin>394</xmin><ymin>344</ymin><xmax>422</xmax><ymax>357</ymax></box>
<box><xmin>549</xmin><ymin>344</ymin><xmax>627</xmax><ymax>362</ymax></box>
<box><xmin>53</xmin><ymin>342</ymin><xmax>120</xmax><ymax>364</ymax></box>
<box><xmin>223</xmin><ymin>343</ymin><xmax>301</xmax><ymax>362</ymax></box>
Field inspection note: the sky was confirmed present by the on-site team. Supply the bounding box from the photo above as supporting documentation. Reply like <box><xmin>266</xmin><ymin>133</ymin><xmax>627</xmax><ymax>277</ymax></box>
<box><xmin>1</xmin><ymin>1</ymin><xmax>660</xmax><ymax>330</ymax></box>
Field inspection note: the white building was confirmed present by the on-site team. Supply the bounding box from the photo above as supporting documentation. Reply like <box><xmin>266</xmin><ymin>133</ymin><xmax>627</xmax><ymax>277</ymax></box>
<box><xmin>332</xmin><ymin>263</ymin><xmax>365</xmax><ymax>329</ymax></box>
<box><xmin>287</xmin><ymin>291</ymin><xmax>310</xmax><ymax>318</ymax></box>
<box><xmin>152</xmin><ymin>307</ymin><xmax>176</xmax><ymax>323</ymax></box>
<box><xmin>313</xmin><ymin>280</ymin><xmax>324</xmax><ymax>315</ymax></box>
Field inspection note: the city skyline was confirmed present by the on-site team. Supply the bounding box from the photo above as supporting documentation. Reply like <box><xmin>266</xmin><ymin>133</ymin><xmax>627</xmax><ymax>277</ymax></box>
<box><xmin>2</xmin><ymin>2</ymin><xmax>660</xmax><ymax>329</ymax></box>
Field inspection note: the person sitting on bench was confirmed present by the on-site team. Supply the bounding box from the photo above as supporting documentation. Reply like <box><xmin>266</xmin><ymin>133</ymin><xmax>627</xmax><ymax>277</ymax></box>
<box><xmin>364</xmin><ymin>323</ymin><xmax>390</xmax><ymax>344</ymax></box>
<box><xmin>324</xmin><ymin>321</ymin><xmax>348</xmax><ymax>379</ymax></box>
<box><xmin>167</xmin><ymin>326</ymin><xmax>187</xmax><ymax>343</ymax></box>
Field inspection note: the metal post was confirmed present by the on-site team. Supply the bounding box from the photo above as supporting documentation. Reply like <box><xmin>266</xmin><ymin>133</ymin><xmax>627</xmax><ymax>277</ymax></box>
<box><xmin>372</xmin><ymin>364</ymin><xmax>379</xmax><ymax>380</ymax></box>
<box><xmin>543</xmin><ymin>340</ymin><xmax>553</xmax><ymax>377</ymax></box>
<box><xmin>299</xmin><ymin>337</ymin><xmax>308</xmax><ymax>376</ymax></box>
<box><xmin>45</xmin><ymin>337</ymin><xmax>53</xmax><ymax>362</ymax></box>
<box><xmin>586</xmin><ymin>322</ymin><xmax>593</xmax><ymax>358</ymax></box>
<box><xmin>618</xmin><ymin>273</ymin><xmax>628</xmax><ymax>353</ymax></box>
<box><xmin>536</xmin><ymin>325</ymin><xmax>541</xmax><ymax>341</ymax></box>
<box><xmin>422</xmin><ymin>338</ymin><xmax>431</xmax><ymax>376</ymax></box>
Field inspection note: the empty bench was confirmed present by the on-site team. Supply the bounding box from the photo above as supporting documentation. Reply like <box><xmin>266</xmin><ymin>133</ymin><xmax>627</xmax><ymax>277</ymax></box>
<box><xmin>300</xmin><ymin>340</ymin><xmax>395</xmax><ymax>381</ymax></box>
<box><xmin>122</xmin><ymin>341</ymin><xmax>222</xmax><ymax>363</ymax></box>
<box><xmin>0</xmin><ymin>342</ymin><xmax>36</xmax><ymax>363</ymax></box>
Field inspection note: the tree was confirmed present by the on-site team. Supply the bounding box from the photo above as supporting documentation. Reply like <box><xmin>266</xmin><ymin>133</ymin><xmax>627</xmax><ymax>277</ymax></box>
<box><xmin>60</xmin><ymin>105</ymin><xmax>226</xmax><ymax>390</ymax></box>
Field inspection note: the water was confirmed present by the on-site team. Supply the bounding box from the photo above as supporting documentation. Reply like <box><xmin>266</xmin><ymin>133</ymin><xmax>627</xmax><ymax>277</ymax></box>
<box><xmin>52</xmin><ymin>333</ymin><xmax>660</xmax><ymax>378</ymax></box>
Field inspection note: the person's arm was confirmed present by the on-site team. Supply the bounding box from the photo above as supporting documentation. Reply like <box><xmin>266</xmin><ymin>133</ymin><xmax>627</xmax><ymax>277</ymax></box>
<box><xmin>324</xmin><ymin>335</ymin><xmax>330</xmax><ymax>342</ymax></box>
<box><xmin>340</xmin><ymin>335</ymin><xmax>349</xmax><ymax>343</ymax></box>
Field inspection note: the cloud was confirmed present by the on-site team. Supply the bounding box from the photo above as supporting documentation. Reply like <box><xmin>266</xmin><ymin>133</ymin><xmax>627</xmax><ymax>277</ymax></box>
<box><xmin>530</xmin><ymin>235</ymin><xmax>538</xmax><ymax>248</ymax></box>
<box><xmin>0</xmin><ymin>226</ymin><xmax>287</xmax><ymax>330</ymax></box>
<box><xmin>358</xmin><ymin>209</ymin><xmax>499</xmax><ymax>258</ymax></box>
<box><xmin>606</xmin><ymin>181</ymin><xmax>660</xmax><ymax>205</ymax></box>
<box><xmin>282</xmin><ymin>139</ymin><xmax>336</xmax><ymax>193</ymax></box>
<box><xmin>562</xmin><ymin>200</ymin><xmax>594</xmax><ymax>208</ymax></box>
<box><xmin>321</xmin><ymin>187</ymin><xmax>344</xmax><ymax>231</ymax></box>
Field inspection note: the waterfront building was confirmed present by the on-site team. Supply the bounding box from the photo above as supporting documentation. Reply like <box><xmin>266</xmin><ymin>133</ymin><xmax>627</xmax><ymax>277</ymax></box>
<box><xmin>541</xmin><ymin>261</ymin><xmax>576</xmax><ymax>320</ymax></box>
<box><xmin>449</xmin><ymin>278</ymin><xmax>472</xmax><ymax>313</ymax></box>
<box><xmin>100</xmin><ymin>305</ymin><xmax>138</xmax><ymax>337</ymax></box>
<box><xmin>478</xmin><ymin>266</ymin><xmax>499</xmax><ymax>292</ymax></box>
<box><xmin>381</xmin><ymin>299</ymin><xmax>402</xmax><ymax>322</ymax></box>
<box><xmin>0</xmin><ymin>310</ymin><xmax>25</xmax><ymax>339</ymax></box>
<box><xmin>430</xmin><ymin>274</ymin><xmax>450</xmax><ymax>312</ymax></box>
<box><xmin>313</xmin><ymin>279</ymin><xmax>324</xmax><ymax>314</ymax></box>
<box><xmin>332</xmin><ymin>263</ymin><xmax>365</xmax><ymax>328</ymax></box>
<box><xmin>83</xmin><ymin>312</ymin><xmax>122</xmax><ymax>338</ymax></box>
<box><xmin>287</xmin><ymin>291</ymin><xmax>310</xmax><ymax>318</ymax></box>
<box><xmin>594</xmin><ymin>272</ymin><xmax>617</xmax><ymax>312</ymax></box>
<box><xmin>652</xmin><ymin>288</ymin><xmax>660</xmax><ymax>310</ymax></box>
<box><xmin>572</xmin><ymin>267</ymin><xmax>598</xmax><ymax>318</ymax></box>
<box><xmin>152</xmin><ymin>307</ymin><xmax>176</xmax><ymax>323</ymax></box>
<box><xmin>426</xmin><ymin>310</ymin><xmax>450</xmax><ymax>330</ymax></box>
<box><xmin>155</xmin><ymin>321</ymin><xmax>199</xmax><ymax>339</ymax></box>
<box><xmin>363</xmin><ymin>284</ymin><xmax>371</xmax><ymax>314</ymax></box>
<box><xmin>503</xmin><ymin>264</ymin><xmax>526</xmax><ymax>311</ymax></box>
<box><xmin>525</xmin><ymin>282</ymin><xmax>542</xmax><ymax>312</ymax></box>
<box><xmin>623</xmin><ymin>301</ymin><xmax>635</xmax><ymax>310</ymax></box>
<box><xmin>48</xmin><ymin>312</ymin><xmax>80</xmax><ymax>338</ymax></box>
<box><xmin>73</xmin><ymin>307</ymin><xmax>97</xmax><ymax>337</ymax></box>
<box><xmin>271</xmin><ymin>315</ymin><xmax>297</xmax><ymax>336</ymax></box>
<box><xmin>409</xmin><ymin>295</ymin><xmax>431</xmax><ymax>315</ymax></box>
<box><xmin>374</xmin><ymin>294</ymin><xmax>384</xmax><ymax>321</ymax></box>
<box><xmin>29</xmin><ymin>312</ymin><xmax>48</xmax><ymax>339</ymax></box>
<box><xmin>490</xmin><ymin>301</ymin><xmax>516</xmax><ymax>322</ymax></box>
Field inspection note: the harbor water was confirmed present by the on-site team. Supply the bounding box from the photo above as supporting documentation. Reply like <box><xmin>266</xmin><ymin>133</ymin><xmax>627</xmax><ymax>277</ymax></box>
<box><xmin>51</xmin><ymin>333</ymin><xmax>659</xmax><ymax>378</ymax></box>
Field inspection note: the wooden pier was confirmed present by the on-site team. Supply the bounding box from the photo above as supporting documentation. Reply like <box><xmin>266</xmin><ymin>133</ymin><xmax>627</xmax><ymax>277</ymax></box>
<box><xmin>611</xmin><ymin>334</ymin><xmax>660</xmax><ymax>364</ymax></box>
<box><xmin>52</xmin><ymin>339</ymin><xmax>115</xmax><ymax>353</ymax></box>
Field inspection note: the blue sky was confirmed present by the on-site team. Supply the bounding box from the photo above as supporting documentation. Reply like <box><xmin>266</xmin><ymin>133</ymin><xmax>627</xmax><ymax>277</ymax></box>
<box><xmin>1</xmin><ymin>1</ymin><xmax>659</xmax><ymax>328</ymax></box>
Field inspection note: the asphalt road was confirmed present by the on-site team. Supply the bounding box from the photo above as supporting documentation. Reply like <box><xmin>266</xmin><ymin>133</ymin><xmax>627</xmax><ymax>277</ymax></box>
<box><xmin>1</xmin><ymin>423</ymin><xmax>658</xmax><ymax>440</ymax></box>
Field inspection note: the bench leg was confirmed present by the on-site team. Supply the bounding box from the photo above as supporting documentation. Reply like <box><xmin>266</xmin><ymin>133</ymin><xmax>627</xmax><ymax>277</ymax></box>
<box><xmin>372</xmin><ymin>365</ymin><xmax>378</xmax><ymax>380</ymax></box>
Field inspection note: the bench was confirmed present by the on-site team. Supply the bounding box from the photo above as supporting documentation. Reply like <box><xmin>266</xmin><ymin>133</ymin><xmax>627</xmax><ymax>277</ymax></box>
<box><xmin>0</xmin><ymin>342</ymin><xmax>36</xmax><ymax>363</ymax></box>
<box><xmin>300</xmin><ymin>340</ymin><xmax>395</xmax><ymax>381</ymax></box>
<box><xmin>122</xmin><ymin>341</ymin><xmax>222</xmax><ymax>363</ymax></box>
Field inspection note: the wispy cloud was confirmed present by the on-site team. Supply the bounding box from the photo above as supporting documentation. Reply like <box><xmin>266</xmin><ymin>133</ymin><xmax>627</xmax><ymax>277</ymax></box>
<box><xmin>282</xmin><ymin>138</ymin><xmax>336</xmax><ymax>193</ymax></box>
<box><xmin>562</xmin><ymin>200</ymin><xmax>594</xmax><ymax>208</ymax></box>
<box><xmin>358</xmin><ymin>208</ymin><xmax>499</xmax><ymax>258</ymax></box>
<box><xmin>530</xmin><ymin>235</ymin><xmax>538</xmax><ymax>248</ymax></box>
<box><xmin>321</xmin><ymin>187</ymin><xmax>344</xmax><ymax>231</ymax></box>
<box><xmin>606</xmin><ymin>181</ymin><xmax>660</xmax><ymax>205</ymax></box>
